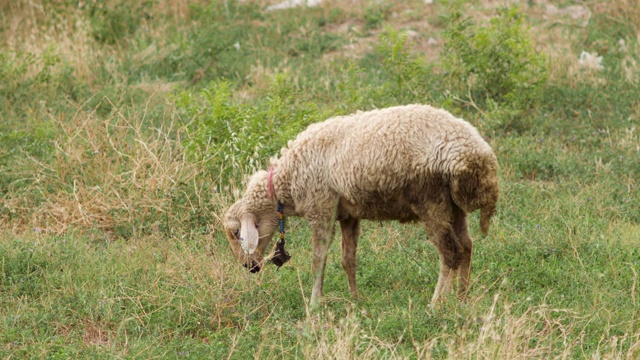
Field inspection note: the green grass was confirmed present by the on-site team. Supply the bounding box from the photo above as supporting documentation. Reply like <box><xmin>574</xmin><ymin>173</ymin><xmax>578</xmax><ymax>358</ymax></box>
<box><xmin>1</xmin><ymin>0</ymin><xmax>640</xmax><ymax>358</ymax></box>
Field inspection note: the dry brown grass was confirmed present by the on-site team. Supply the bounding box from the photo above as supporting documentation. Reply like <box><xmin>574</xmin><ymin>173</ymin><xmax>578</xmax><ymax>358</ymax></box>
<box><xmin>417</xmin><ymin>300</ymin><xmax>638</xmax><ymax>360</ymax></box>
<box><xmin>286</xmin><ymin>294</ymin><xmax>640</xmax><ymax>359</ymax></box>
<box><xmin>296</xmin><ymin>311</ymin><xmax>403</xmax><ymax>359</ymax></box>
<box><xmin>0</xmin><ymin>0</ymin><xmax>211</xmax><ymax>89</ymax></box>
<box><xmin>0</xmin><ymin>1</ymin><xmax>101</xmax><ymax>86</ymax></box>
<box><xmin>81</xmin><ymin>319</ymin><xmax>113</xmax><ymax>348</ymax></box>
<box><xmin>2</xmin><ymin>95</ymin><xmax>226</xmax><ymax>237</ymax></box>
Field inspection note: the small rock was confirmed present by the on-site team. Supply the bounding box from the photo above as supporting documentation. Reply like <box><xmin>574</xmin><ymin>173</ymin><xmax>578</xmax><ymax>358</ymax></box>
<box><xmin>618</xmin><ymin>39</ymin><xmax>627</xmax><ymax>52</ymax></box>
<box><xmin>405</xmin><ymin>30</ymin><xmax>418</xmax><ymax>37</ymax></box>
<box><xmin>578</xmin><ymin>51</ymin><xmax>604</xmax><ymax>71</ymax></box>
<box><xmin>266</xmin><ymin>0</ymin><xmax>322</xmax><ymax>11</ymax></box>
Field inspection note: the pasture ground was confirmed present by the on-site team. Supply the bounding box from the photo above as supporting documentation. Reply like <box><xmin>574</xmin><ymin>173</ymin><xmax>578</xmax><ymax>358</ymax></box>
<box><xmin>1</xmin><ymin>0</ymin><xmax>639</xmax><ymax>358</ymax></box>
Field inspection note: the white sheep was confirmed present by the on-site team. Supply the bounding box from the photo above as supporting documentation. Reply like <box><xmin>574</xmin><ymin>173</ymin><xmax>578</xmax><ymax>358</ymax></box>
<box><xmin>223</xmin><ymin>104</ymin><xmax>499</xmax><ymax>307</ymax></box>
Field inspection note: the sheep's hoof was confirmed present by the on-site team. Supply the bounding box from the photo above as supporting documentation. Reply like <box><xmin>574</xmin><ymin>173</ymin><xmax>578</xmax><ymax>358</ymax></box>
<box><xmin>309</xmin><ymin>293</ymin><xmax>324</xmax><ymax>310</ymax></box>
<box><xmin>309</xmin><ymin>298</ymin><xmax>322</xmax><ymax>311</ymax></box>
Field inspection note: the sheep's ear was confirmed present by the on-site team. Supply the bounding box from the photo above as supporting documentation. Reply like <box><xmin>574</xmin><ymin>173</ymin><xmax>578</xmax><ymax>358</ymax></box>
<box><xmin>239</xmin><ymin>214</ymin><xmax>259</xmax><ymax>255</ymax></box>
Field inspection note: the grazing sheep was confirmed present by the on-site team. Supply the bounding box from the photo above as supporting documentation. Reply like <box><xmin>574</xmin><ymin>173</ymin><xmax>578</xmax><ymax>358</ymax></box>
<box><xmin>223</xmin><ymin>104</ymin><xmax>499</xmax><ymax>307</ymax></box>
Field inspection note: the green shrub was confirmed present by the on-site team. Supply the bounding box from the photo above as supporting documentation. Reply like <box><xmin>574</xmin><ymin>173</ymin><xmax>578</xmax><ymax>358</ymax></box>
<box><xmin>440</xmin><ymin>5</ymin><xmax>548</xmax><ymax>128</ymax></box>
<box><xmin>179</xmin><ymin>76</ymin><xmax>319</xmax><ymax>190</ymax></box>
<box><xmin>375</xmin><ymin>29</ymin><xmax>433</xmax><ymax>103</ymax></box>
<box><xmin>332</xmin><ymin>28</ymin><xmax>438</xmax><ymax>111</ymax></box>
<box><xmin>344</xmin><ymin>5</ymin><xmax>548</xmax><ymax>125</ymax></box>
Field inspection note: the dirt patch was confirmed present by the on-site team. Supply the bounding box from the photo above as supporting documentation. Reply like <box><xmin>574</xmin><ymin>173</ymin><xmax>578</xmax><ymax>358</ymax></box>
<box><xmin>82</xmin><ymin>320</ymin><xmax>112</xmax><ymax>348</ymax></box>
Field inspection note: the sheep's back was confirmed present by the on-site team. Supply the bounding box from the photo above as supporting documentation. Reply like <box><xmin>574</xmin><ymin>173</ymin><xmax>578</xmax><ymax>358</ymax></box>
<box><xmin>282</xmin><ymin>105</ymin><xmax>494</xmax><ymax>216</ymax></box>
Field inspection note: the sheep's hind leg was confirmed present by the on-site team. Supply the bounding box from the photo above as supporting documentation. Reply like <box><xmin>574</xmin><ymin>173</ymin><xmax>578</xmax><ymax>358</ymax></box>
<box><xmin>432</xmin><ymin>262</ymin><xmax>456</xmax><ymax>304</ymax></box>
<box><xmin>425</xmin><ymin>221</ymin><xmax>463</xmax><ymax>305</ymax></box>
<box><xmin>340</xmin><ymin>217</ymin><xmax>360</xmax><ymax>299</ymax></box>
<box><xmin>453</xmin><ymin>206</ymin><xmax>473</xmax><ymax>300</ymax></box>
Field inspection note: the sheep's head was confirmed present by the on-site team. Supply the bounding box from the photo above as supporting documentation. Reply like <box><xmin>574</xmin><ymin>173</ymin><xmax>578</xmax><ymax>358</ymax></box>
<box><xmin>223</xmin><ymin>172</ymin><xmax>279</xmax><ymax>273</ymax></box>
<box><xmin>223</xmin><ymin>201</ymin><xmax>280</xmax><ymax>272</ymax></box>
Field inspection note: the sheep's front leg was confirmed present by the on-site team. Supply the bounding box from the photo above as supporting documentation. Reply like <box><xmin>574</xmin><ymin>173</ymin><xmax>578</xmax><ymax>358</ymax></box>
<box><xmin>340</xmin><ymin>217</ymin><xmax>360</xmax><ymax>298</ymax></box>
<box><xmin>310</xmin><ymin>217</ymin><xmax>337</xmax><ymax>308</ymax></box>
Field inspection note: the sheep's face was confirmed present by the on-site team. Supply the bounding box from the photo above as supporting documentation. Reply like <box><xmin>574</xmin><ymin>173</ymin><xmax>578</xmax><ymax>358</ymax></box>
<box><xmin>223</xmin><ymin>201</ymin><xmax>279</xmax><ymax>273</ymax></box>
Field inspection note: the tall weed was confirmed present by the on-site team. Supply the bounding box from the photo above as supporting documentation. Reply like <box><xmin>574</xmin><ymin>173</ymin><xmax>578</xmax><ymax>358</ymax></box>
<box><xmin>338</xmin><ymin>5</ymin><xmax>548</xmax><ymax>131</ymax></box>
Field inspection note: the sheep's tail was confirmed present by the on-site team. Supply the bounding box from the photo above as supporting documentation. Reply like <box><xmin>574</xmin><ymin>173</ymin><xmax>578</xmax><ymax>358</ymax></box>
<box><xmin>450</xmin><ymin>155</ymin><xmax>499</xmax><ymax>235</ymax></box>
<box><xmin>479</xmin><ymin>203</ymin><xmax>496</xmax><ymax>235</ymax></box>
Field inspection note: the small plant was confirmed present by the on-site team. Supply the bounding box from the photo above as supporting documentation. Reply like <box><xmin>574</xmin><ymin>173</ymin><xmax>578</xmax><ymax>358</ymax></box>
<box><xmin>364</xmin><ymin>2</ymin><xmax>391</xmax><ymax>30</ymax></box>
<box><xmin>291</xmin><ymin>31</ymin><xmax>341</xmax><ymax>57</ymax></box>
<box><xmin>0</xmin><ymin>46</ymin><xmax>62</xmax><ymax>104</ymax></box>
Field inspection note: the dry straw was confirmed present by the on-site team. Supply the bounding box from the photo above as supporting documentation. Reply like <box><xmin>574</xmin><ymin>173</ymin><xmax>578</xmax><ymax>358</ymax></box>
<box><xmin>3</xmin><ymin>95</ymin><xmax>228</xmax><ymax>237</ymax></box>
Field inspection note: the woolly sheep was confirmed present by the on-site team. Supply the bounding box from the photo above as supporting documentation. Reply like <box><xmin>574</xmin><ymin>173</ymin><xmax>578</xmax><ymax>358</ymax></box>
<box><xmin>223</xmin><ymin>104</ymin><xmax>499</xmax><ymax>307</ymax></box>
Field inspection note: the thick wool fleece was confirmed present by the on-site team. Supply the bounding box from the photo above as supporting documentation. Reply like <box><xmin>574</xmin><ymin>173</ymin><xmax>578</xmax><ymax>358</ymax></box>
<box><xmin>268</xmin><ymin>104</ymin><xmax>498</xmax><ymax>226</ymax></box>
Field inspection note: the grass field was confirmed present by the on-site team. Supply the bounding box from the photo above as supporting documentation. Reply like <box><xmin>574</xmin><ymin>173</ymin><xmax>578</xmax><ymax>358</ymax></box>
<box><xmin>1</xmin><ymin>0</ymin><xmax>639</xmax><ymax>358</ymax></box>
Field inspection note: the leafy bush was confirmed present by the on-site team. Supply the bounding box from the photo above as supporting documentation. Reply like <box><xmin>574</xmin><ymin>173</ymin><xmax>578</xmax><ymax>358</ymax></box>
<box><xmin>374</xmin><ymin>29</ymin><xmax>434</xmax><ymax>104</ymax></box>
<box><xmin>440</xmin><ymin>5</ymin><xmax>548</xmax><ymax>128</ymax></box>
<box><xmin>178</xmin><ymin>76</ymin><xmax>319</xmax><ymax>190</ymax></box>
<box><xmin>337</xmin><ymin>4</ymin><xmax>548</xmax><ymax>129</ymax></box>
<box><xmin>330</xmin><ymin>28</ymin><xmax>439</xmax><ymax>112</ymax></box>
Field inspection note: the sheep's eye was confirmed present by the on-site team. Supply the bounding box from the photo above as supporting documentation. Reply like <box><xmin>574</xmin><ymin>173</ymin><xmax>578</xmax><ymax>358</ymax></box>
<box><xmin>255</xmin><ymin>223</ymin><xmax>259</xmax><ymax>229</ymax></box>
<box><xmin>233</xmin><ymin>229</ymin><xmax>239</xmax><ymax>238</ymax></box>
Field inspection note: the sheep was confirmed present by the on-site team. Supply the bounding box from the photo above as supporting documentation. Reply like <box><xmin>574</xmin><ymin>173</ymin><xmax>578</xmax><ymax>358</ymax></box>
<box><xmin>223</xmin><ymin>104</ymin><xmax>499</xmax><ymax>307</ymax></box>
